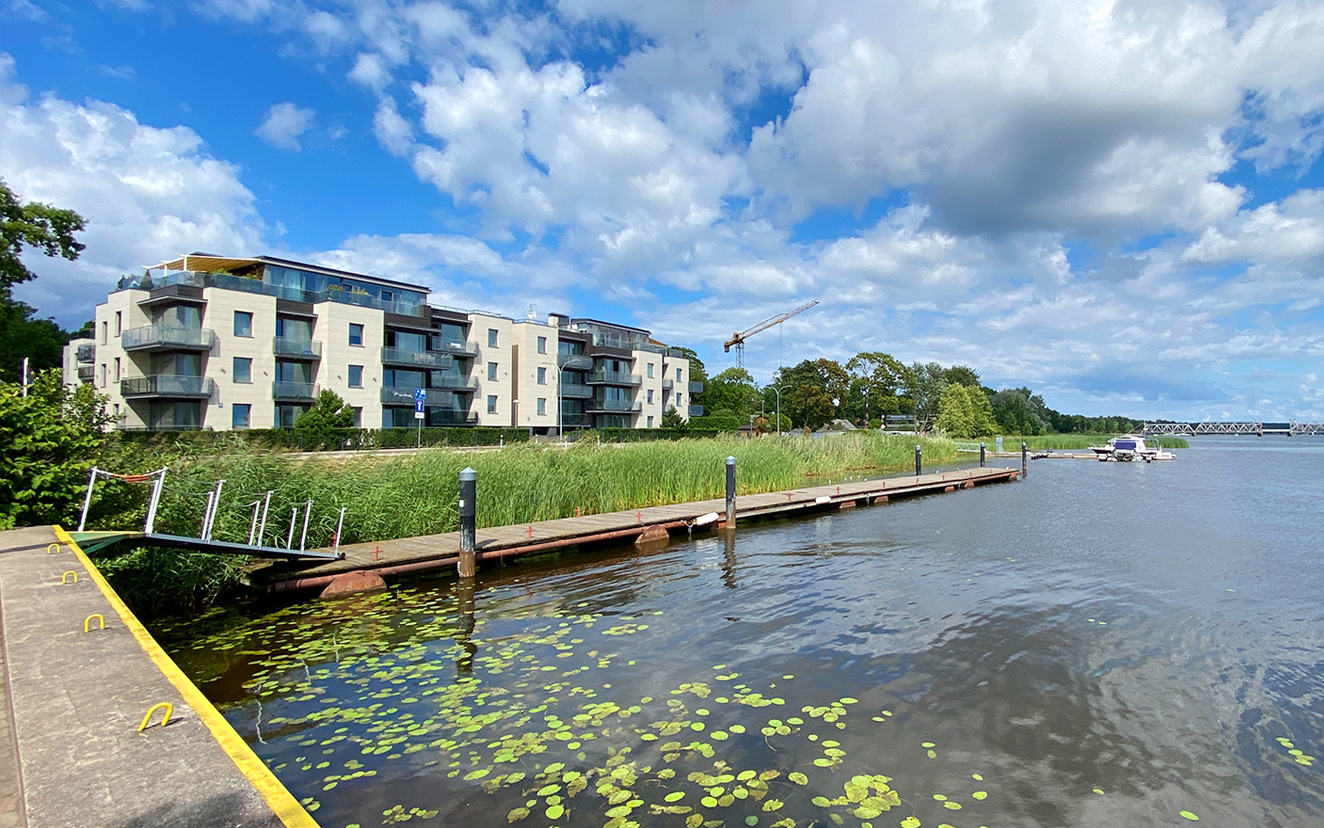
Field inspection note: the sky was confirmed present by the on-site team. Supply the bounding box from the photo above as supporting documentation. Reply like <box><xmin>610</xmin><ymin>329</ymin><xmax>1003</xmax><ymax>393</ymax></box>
<box><xmin>3</xmin><ymin>0</ymin><xmax>1324</xmax><ymax>420</ymax></box>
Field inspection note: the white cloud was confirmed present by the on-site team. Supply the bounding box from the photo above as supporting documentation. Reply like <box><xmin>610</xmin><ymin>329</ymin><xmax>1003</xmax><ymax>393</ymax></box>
<box><xmin>0</xmin><ymin>53</ymin><xmax>264</xmax><ymax>324</ymax></box>
<box><xmin>254</xmin><ymin>101</ymin><xmax>315</xmax><ymax>151</ymax></box>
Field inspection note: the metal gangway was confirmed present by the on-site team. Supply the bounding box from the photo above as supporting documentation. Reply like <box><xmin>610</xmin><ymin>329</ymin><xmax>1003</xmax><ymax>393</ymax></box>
<box><xmin>71</xmin><ymin>466</ymin><xmax>345</xmax><ymax>560</ymax></box>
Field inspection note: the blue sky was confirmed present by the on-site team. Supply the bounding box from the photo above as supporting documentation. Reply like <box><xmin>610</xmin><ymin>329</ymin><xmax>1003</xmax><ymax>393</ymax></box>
<box><xmin>4</xmin><ymin>0</ymin><xmax>1324</xmax><ymax>420</ymax></box>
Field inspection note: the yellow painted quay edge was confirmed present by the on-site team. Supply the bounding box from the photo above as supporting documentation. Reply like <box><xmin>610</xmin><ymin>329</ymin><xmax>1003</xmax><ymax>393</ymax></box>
<box><xmin>54</xmin><ymin>526</ymin><xmax>321</xmax><ymax>828</ymax></box>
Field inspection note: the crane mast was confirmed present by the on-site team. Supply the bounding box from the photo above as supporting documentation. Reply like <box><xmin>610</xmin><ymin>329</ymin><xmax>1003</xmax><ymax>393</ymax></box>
<box><xmin>723</xmin><ymin>299</ymin><xmax>820</xmax><ymax>369</ymax></box>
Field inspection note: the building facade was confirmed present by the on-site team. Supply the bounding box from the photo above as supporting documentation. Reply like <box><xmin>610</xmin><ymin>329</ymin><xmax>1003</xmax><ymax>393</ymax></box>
<box><xmin>64</xmin><ymin>253</ymin><xmax>700</xmax><ymax>432</ymax></box>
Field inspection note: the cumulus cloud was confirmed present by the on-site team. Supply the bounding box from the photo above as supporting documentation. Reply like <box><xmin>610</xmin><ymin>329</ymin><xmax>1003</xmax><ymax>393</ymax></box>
<box><xmin>0</xmin><ymin>53</ymin><xmax>265</xmax><ymax>323</ymax></box>
<box><xmin>254</xmin><ymin>101</ymin><xmax>315</xmax><ymax>150</ymax></box>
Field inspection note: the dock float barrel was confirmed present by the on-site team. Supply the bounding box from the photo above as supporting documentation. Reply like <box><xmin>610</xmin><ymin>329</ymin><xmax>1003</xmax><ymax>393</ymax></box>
<box><xmin>459</xmin><ymin>467</ymin><xmax>477</xmax><ymax>577</ymax></box>
<box><xmin>725</xmin><ymin>456</ymin><xmax>736</xmax><ymax>527</ymax></box>
<box><xmin>980</xmin><ymin>442</ymin><xmax>986</xmax><ymax>468</ymax></box>
<box><xmin>915</xmin><ymin>445</ymin><xmax>922</xmax><ymax>476</ymax></box>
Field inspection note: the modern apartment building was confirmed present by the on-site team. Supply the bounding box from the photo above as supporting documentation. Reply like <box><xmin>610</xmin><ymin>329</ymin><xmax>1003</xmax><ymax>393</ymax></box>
<box><xmin>64</xmin><ymin>253</ymin><xmax>702</xmax><ymax>432</ymax></box>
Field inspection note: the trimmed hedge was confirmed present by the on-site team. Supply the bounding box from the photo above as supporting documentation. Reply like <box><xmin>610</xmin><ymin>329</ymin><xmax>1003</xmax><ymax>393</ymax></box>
<box><xmin>688</xmin><ymin>414</ymin><xmax>743</xmax><ymax>431</ymax></box>
<box><xmin>108</xmin><ymin>427</ymin><xmax>531</xmax><ymax>452</ymax></box>
<box><xmin>586</xmin><ymin>428</ymin><xmax>730</xmax><ymax>443</ymax></box>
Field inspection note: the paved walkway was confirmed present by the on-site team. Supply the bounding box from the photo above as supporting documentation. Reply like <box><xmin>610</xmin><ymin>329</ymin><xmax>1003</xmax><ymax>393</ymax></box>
<box><xmin>0</xmin><ymin>525</ymin><xmax>317</xmax><ymax>828</ymax></box>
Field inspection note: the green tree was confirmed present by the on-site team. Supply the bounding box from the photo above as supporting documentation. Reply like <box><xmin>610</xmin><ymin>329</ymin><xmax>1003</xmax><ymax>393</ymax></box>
<box><xmin>661</xmin><ymin>406</ymin><xmax>687</xmax><ymax>430</ymax></box>
<box><xmin>704</xmin><ymin>367</ymin><xmax>761</xmax><ymax>418</ymax></box>
<box><xmin>0</xmin><ymin>370</ymin><xmax>115</xmax><ymax>529</ymax></box>
<box><xmin>935</xmin><ymin>384</ymin><xmax>998</xmax><ymax>438</ymax></box>
<box><xmin>769</xmin><ymin>359</ymin><xmax>850</xmax><ymax>430</ymax></box>
<box><xmin>943</xmin><ymin>365</ymin><xmax>982</xmax><ymax>388</ymax></box>
<box><xmin>294</xmin><ymin>389</ymin><xmax>354</xmax><ymax>440</ymax></box>
<box><xmin>845</xmin><ymin>351</ymin><xmax>911</xmax><ymax>424</ymax></box>
<box><xmin>905</xmin><ymin>362</ymin><xmax>947</xmax><ymax>434</ymax></box>
<box><xmin>0</xmin><ymin>180</ymin><xmax>87</xmax><ymax>382</ymax></box>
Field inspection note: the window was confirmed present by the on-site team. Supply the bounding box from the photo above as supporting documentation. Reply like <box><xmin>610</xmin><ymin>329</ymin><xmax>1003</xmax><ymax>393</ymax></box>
<box><xmin>487</xmin><ymin>395</ymin><xmax>497</xmax><ymax>413</ymax></box>
<box><xmin>676</xmin><ymin>367</ymin><xmax>682</xmax><ymax>380</ymax></box>
<box><xmin>234</xmin><ymin>311</ymin><xmax>253</xmax><ymax>337</ymax></box>
<box><xmin>537</xmin><ymin>336</ymin><xmax>547</xmax><ymax>354</ymax></box>
<box><xmin>647</xmin><ymin>363</ymin><xmax>654</xmax><ymax>378</ymax></box>
<box><xmin>349</xmin><ymin>323</ymin><xmax>364</xmax><ymax>346</ymax></box>
<box><xmin>537</xmin><ymin>366</ymin><xmax>546</xmax><ymax>384</ymax></box>
<box><xmin>114</xmin><ymin>311</ymin><xmax>122</xmax><ymax>337</ymax></box>
<box><xmin>537</xmin><ymin>398</ymin><xmax>546</xmax><ymax>416</ymax></box>
<box><xmin>233</xmin><ymin>357</ymin><xmax>252</xmax><ymax>384</ymax></box>
<box><xmin>647</xmin><ymin>389</ymin><xmax>654</xmax><ymax>404</ymax></box>
<box><xmin>647</xmin><ymin>416</ymin><xmax>654</xmax><ymax>428</ymax></box>
<box><xmin>487</xmin><ymin>328</ymin><xmax>498</xmax><ymax>347</ymax></box>
<box><xmin>351</xmin><ymin>407</ymin><xmax>362</xmax><ymax>427</ymax></box>
<box><xmin>487</xmin><ymin>361</ymin><xmax>498</xmax><ymax>380</ymax></box>
<box><xmin>98</xmin><ymin>364</ymin><xmax>106</xmax><ymax>387</ymax></box>
<box><xmin>113</xmin><ymin>358</ymin><xmax>121</xmax><ymax>382</ymax></box>
<box><xmin>100</xmin><ymin>321</ymin><xmax>108</xmax><ymax>345</ymax></box>
<box><xmin>232</xmin><ymin>403</ymin><xmax>251</xmax><ymax>429</ymax></box>
<box><xmin>348</xmin><ymin>365</ymin><xmax>363</xmax><ymax>388</ymax></box>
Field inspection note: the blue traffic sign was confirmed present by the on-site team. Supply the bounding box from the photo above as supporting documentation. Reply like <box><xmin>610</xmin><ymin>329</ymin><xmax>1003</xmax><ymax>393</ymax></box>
<box><xmin>413</xmin><ymin>387</ymin><xmax>426</xmax><ymax>402</ymax></box>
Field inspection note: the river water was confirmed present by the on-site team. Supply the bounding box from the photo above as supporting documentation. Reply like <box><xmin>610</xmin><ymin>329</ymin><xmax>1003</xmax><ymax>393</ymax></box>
<box><xmin>159</xmin><ymin>438</ymin><xmax>1324</xmax><ymax>827</ymax></box>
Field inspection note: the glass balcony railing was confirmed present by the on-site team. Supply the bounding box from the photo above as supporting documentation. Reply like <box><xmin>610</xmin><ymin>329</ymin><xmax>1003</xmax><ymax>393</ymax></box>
<box><xmin>432</xmin><ymin>375</ymin><xmax>480</xmax><ymax>391</ymax></box>
<box><xmin>273</xmin><ymin>338</ymin><xmax>322</xmax><ymax>359</ymax></box>
<box><xmin>560</xmin><ymin>383</ymin><xmax>593</xmax><ymax>399</ymax></box>
<box><xmin>381</xmin><ymin>387</ymin><xmax>453</xmax><ymax>406</ymax></box>
<box><xmin>689</xmin><ymin>404</ymin><xmax>704</xmax><ymax>417</ymax></box>
<box><xmin>121</xmin><ymin>375</ymin><xmax>215</xmax><ymax>398</ymax></box>
<box><xmin>118</xmin><ymin>270</ymin><xmax>428</xmax><ymax>317</ymax></box>
<box><xmin>432</xmin><ymin>338</ymin><xmax>480</xmax><ymax>357</ymax></box>
<box><xmin>588</xmin><ymin>370</ymin><xmax>642</xmax><ymax>386</ymax></box>
<box><xmin>272</xmin><ymin>381</ymin><xmax>318</xmax><ymax>401</ymax></box>
<box><xmin>122</xmin><ymin>325</ymin><xmax>216</xmax><ymax>351</ymax></box>
<box><xmin>661</xmin><ymin>378</ymin><xmax>674</xmax><ymax>390</ymax></box>
<box><xmin>381</xmin><ymin>347</ymin><xmax>453</xmax><ymax>368</ymax></box>
<box><xmin>587</xmin><ymin>399</ymin><xmax>642</xmax><ymax>413</ymax></box>
<box><xmin>557</xmin><ymin>353</ymin><xmax>593</xmax><ymax>370</ymax></box>
<box><xmin>428</xmin><ymin>410</ymin><xmax>479</xmax><ymax>427</ymax></box>
<box><xmin>75</xmin><ymin>344</ymin><xmax>95</xmax><ymax>363</ymax></box>
<box><xmin>559</xmin><ymin>413</ymin><xmax>592</xmax><ymax>427</ymax></box>
<box><xmin>688</xmin><ymin>381</ymin><xmax>705</xmax><ymax>393</ymax></box>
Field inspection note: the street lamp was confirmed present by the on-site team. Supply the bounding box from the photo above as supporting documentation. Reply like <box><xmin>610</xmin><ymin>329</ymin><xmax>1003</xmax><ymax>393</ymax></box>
<box><xmin>770</xmin><ymin>385</ymin><xmax>787</xmax><ymax>436</ymax></box>
<box><xmin>556</xmin><ymin>363</ymin><xmax>575</xmax><ymax>445</ymax></box>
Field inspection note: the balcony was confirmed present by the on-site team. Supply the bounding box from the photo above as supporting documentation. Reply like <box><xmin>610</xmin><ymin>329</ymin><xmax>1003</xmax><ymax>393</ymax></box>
<box><xmin>75</xmin><ymin>344</ymin><xmax>95</xmax><ymax>363</ymax></box>
<box><xmin>560</xmin><ymin>382</ymin><xmax>593</xmax><ymax>399</ymax></box>
<box><xmin>272</xmin><ymin>381</ymin><xmax>318</xmax><ymax>402</ymax></box>
<box><xmin>273</xmin><ymin>338</ymin><xmax>322</xmax><ymax>360</ymax></box>
<box><xmin>432</xmin><ymin>374</ymin><xmax>480</xmax><ymax>392</ymax></box>
<box><xmin>428</xmin><ymin>410</ymin><xmax>480</xmax><ymax>427</ymax></box>
<box><xmin>688</xmin><ymin>381</ymin><xmax>705</xmax><ymax>393</ymax></box>
<box><xmin>689</xmin><ymin>404</ymin><xmax>704</xmax><ymax>417</ymax></box>
<box><xmin>559</xmin><ymin>413</ymin><xmax>592</xmax><ymax>427</ymax></box>
<box><xmin>587</xmin><ymin>399</ymin><xmax>642</xmax><ymax>414</ymax></box>
<box><xmin>382</xmin><ymin>386</ymin><xmax>453</xmax><ymax>406</ymax></box>
<box><xmin>121</xmin><ymin>375</ymin><xmax>215</xmax><ymax>398</ymax></box>
<box><xmin>382</xmin><ymin>347</ymin><xmax>453</xmax><ymax>368</ymax></box>
<box><xmin>433</xmin><ymin>338</ymin><xmax>480</xmax><ymax>358</ymax></box>
<box><xmin>76</xmin><ymin>365</ymin><xmax>95</xmax><ymax>383</ymax></box>
<box><xmin>661</xmin><ymin>378</ymin><xmax>674</xmax><ymax>391</ymax></box>
<box><xmin>557</xmin><ymin>353</ymin><xmax>593</xmax><ymax>371</ymax></box>
<box><xmin>122</xmin><ymin>325</ymin><xmax>216</xmax><ymax>352</ymax></box>
<box><xmin>588</xmin><ymin>370</ymin><xmax>642</xmax><ymax>386</ymax></box>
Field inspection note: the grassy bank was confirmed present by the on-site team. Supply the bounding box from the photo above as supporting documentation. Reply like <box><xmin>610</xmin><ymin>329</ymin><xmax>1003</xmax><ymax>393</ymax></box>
<box><xmin>1008</xmin><ymin>434</ymin><xmax>1189</xmax><ymax>450</ymax></box>
<box><xmin>91</xmin><ymin>433</ymin><xmax>958</xmax><ymax>615</ymax></box>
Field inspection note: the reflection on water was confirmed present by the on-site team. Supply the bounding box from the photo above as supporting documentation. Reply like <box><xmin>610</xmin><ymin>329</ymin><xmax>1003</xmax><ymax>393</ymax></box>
<box><xmin>158</xmin><ymin>437</ymin><xmax>1324</xmax><ymax>827</ymax></box>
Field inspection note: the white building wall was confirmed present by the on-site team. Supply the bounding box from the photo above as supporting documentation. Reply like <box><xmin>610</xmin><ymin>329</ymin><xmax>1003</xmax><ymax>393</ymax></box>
<box><xmin>511</xmin><ymin>320</ymin><xmax>560</xmax><ymax>432</ymax></box>
<box><xmin>204</xmin><ymin>288</ymin><xmax>277</xmax><ymax>430</ymax></box>
<box><xmin>635</xmin><ymin>350</ymin><xmax>664</xmax><ymax>429</ymax></box>
<box><xmin>316</xmin><ymin>302</ymin><xmax>385</xmax><ymax>428</ymax></box>
<box><xmin>662</xmin><ymin>354</ymin><xmax>692</xmax><ymax>420</ymax></box>
<box><xmin>471</xmin><ymin>313</ymin><xmax>514</xmax><ymax>427</ymax></box>
<box><xmin>98</xmin><ymin>290</ymin><xmax>149</xmax><ymax>428</ymax></box>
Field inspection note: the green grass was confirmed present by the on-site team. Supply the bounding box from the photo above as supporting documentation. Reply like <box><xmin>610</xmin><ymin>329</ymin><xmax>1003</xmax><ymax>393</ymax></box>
<box><xmin>90</xmin><ymin>433</ymin><xmax>959</xmax><ymax>615</ymax></box>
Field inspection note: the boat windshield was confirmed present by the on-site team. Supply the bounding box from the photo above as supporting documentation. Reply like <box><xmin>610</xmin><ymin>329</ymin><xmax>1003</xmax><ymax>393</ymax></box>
<box><xmin>1115</xmin><ymin>440</ymin><xmax>1136</xmax><ymax>450</ymax></box>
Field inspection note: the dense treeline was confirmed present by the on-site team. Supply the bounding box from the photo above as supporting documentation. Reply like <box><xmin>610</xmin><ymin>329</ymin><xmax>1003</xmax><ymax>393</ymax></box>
<box><xmin>691</xmin><ymin>352</ymin><xmax>1143</xmax><ymax>437</ymax></box>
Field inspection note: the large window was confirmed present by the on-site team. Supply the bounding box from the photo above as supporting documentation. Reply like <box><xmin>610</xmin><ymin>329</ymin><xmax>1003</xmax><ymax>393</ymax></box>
<box><xmin>349</xmin><ymin>364</ymin><xmax>363</xmax><ymax>388</ymax></box>
<box><xmin>349</xmin><ymin>323</ymin><xmax>364</xmax><ymax>346</ymax></box>
<box><xmin>234</xmin><ymin>311</ymin><xmax>253</xmax><ymax>337</ymax></box>
<box><xmin>233</xmin><ymin>357</ymin><xmax>252</xmax><ymax>383</ymax></box>
<box><xmin>232</xmin><ymin>403</ymin><xmax>251</xmax><ymax>429</ymax></box>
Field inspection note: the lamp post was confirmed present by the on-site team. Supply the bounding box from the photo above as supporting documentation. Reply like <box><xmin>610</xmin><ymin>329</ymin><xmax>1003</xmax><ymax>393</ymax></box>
<box><xmin>557</xmin><ymin>362</ymin><xmax>574</xmax><ymax>444</ymax></box>
<box><xmin>770</xmin><ymin>385</ymin><xmax>786</xmax><ymax>436</ymax></box>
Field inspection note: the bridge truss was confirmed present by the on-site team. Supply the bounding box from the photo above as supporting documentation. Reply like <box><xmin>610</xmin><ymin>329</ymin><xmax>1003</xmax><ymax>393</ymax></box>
<box><xmin>1143</xmin><ymin>421</ymin><xmax>1324</xmax><ymax>436</ymax></box>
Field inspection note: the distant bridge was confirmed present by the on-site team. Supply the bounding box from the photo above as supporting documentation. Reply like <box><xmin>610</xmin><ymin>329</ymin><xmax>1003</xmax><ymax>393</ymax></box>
<box><xmin>1142</xmin><ymin>421</ymin><xmax>1324</xmax><ymax>436</ymax></box>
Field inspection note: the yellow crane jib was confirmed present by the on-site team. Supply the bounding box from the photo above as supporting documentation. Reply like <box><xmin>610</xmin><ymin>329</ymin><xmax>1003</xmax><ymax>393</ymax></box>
<box><xmin>723</xmin><ymin>300</ymin><xmax>821</xmax><ymax>368</ymax></box>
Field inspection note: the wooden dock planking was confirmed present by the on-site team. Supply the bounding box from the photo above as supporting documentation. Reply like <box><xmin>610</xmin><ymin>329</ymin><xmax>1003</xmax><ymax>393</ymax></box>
<box><xmin>247</xmin><ymin>466</ymin><xmax>1018</xmax><ymax>590</ymax></box>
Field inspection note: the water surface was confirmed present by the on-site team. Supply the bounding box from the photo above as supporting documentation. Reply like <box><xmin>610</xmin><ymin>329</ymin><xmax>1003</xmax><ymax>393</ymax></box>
<box><xmin>160</xmin><ymin>438</ymin><xmax>1324</xmax><ymax>827</ymax></box>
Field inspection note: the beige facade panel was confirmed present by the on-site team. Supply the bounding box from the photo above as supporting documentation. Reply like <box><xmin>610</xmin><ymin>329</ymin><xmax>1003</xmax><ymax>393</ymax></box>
<box><xmin>206</xmin><ymin>288</ymin><xmax>277</xmax><ymax>430</ymax></box>
<box><xmin>317</xmin><ymin>302</ymin><xmax>385</xmax><ymax>429</ymax></box>
<box><xmin>511</xmin><ymin>320</ymin><xmax>560</xmax><ymax>430</ymax></box>
<box><xmin>471</xmin><ymin>313</ymin><xmax>514</xmax><ymax>427</ymax></box>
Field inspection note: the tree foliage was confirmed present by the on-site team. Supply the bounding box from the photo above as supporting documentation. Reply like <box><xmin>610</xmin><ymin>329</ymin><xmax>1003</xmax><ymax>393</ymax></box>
<box><xmin>294</xmin><ymin>389</ymin><xmax>355</xmax><ymax>437</ymax></box>
<box><xmin>904</xmin><ymin>362</ymin><xmax>947</xmax><ymax>433</ymax></box>
<box><xmin>0</xmin><ymin>370</ymin><xmax>115</xmax><ymax>529</ymax></box>
<box><xmin>1</xmin><ymin>178</ymin><xmax>86</xmax><ymax>295</ymax></box>
<box><xmin>661</xmin><ymin>406</ymin><xmax>687</xmax><ymax>430</ymax></box>
<box><xmin>704</xmin><ymin>367</ymin><xmax>761</xmax><ymax>418</ymax></box>
<box><xmin>935</xmin><ymin>383</ymin><xmax>998</xmax><ymax>437</ymax></box>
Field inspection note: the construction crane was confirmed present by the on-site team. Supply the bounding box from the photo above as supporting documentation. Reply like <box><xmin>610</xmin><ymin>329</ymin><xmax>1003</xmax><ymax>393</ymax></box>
<box><xmin>723</xmin><ymin>299</ymin><xmax>820</xmax><ymax>369</ymax></box>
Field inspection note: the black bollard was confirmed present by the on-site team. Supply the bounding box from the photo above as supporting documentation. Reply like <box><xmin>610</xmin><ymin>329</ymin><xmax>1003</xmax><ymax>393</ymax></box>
<box><xmin>459</xmin><ymin>467</ymin><xmax>477</xmax><ymax>577</ymax></box>
<box><xmin>915</xmin><ymin>444</ymin><xmax>922</xmax><ymax>476</ymax></box>
<box><xmin>980</xmin><ymin>442</ymin><xmax>986</xmax><ymax>468</ymax></box>
<box><xmin>1021</xmin><ymin>442</ymin><xmax>1028</xmax><ymax>478</ymax></box>
<box><xmin>725</xmin><ymin>456</ymin><xmax>737</xmax><ymax>527</ymax></box>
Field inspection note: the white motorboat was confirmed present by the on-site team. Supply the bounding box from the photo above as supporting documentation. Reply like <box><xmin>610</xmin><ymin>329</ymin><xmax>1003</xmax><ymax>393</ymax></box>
<box><xmin>1089</xmin><ymin>435</ymin><xmax>1173</xmax><ymax>462</ymax></box>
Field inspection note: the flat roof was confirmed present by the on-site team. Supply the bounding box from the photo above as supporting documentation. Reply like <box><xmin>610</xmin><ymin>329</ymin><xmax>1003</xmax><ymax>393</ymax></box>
<box><xmin>145</xmin><ymin>253</ymin><xmax>431</xmax><ymax>294</ymax></box>
<box><xmin>570</xmin><ymin>317</ymin><xmax>651</xmax><ymax>335</ymax></box>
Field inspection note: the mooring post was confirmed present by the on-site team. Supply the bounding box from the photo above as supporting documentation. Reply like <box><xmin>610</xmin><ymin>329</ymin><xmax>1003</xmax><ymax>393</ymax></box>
<box><xmin>458</xmin><ymin>467</ymin><xmax>477</xmax><ymax>578</ymax></box>
<box><xmin>1022</xmin><ymin>442</ymin><xmax>1028</xmax><ymax>477</ymax></box>
<box><xmin>915</xmin><ymin>445</ymin><xmax>922</xmax><ymax>476</ymax></box>
<box><xmin>725</xmin><ymin>456</ymin><xmax>737</xmax><ymax>528</ymax></box>
<box><xmin>980</xmin><ymin>442</ymin><xmax>986</xmax><ymax>468</ymax></box>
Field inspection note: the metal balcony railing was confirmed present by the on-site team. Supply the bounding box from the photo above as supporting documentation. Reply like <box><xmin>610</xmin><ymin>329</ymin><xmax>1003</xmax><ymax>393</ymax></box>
<box><xmin>121</xmin><ymin>375</ymin><xmax>215</xmax><ymax>398</ymax></box>
<box><xmin>272</xmin><ymin>381</ymin><xmax>318</xmax><ymax>401</ymax></box>
<box><xmin>381</xmin><ymin>347</ymin><xmax>453</xmax><ymax>368</ymax></box>
<box><xmin>122</xmin><ymin>325</ymin><xmax>216</xmax><ymax>351</ymax></box>
<box><xmin>588</xmin><ymin>370</ymin><xmax>642</xmax><ymax>386</ymax></box>
<box><xmin>273</xmin><ymin>338</ymin><xmax>322</xmax><ymax>359</ymax></box>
